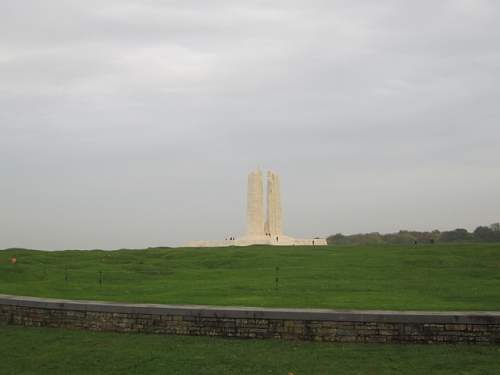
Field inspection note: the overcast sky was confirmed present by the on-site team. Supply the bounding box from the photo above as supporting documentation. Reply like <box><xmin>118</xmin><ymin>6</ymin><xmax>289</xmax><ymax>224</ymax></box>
<box><xmin>1</xmin><ymin>0</ymin><xmax>499</xmax><ymax>249</ymax></box>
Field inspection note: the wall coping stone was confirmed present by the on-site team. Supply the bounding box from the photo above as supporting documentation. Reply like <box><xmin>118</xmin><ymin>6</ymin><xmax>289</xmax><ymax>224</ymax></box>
<box><xmin>1</xmin><ymin>294</ymin><xmax>499</xmax><ymax>324</ymax></box>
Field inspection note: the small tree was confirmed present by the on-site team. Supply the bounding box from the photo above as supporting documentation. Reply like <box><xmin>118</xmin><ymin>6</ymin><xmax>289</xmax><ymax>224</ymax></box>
<box><xmin>490</xmin><ymin>223</ymin><xmax>500</xmax><ymax>232</ymax></box>
<box><xmin>440</xmin><ymin>228</ymin><xmax>471</xmax><ymax>242</ymax></box>
<box><xmin>473</xmin><ymin>226</ymin><xmax>494</xmax><ymax>241</ymax></box>
<box><xmin>327</xmin><ymin>233</ymin><xmax>347</xmax><ymax>245</ymax></box>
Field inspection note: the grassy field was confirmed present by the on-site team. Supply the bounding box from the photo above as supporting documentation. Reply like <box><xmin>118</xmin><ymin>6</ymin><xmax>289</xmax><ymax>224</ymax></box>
<box><xmin>1</xmin><ymin>325</ymin><xmax>499</xmax><ymax>375</ymax></box>
<box><xmin>1</xmin><ymin>243</ymin><xmax>499</xmax><ymax>310</ymax></box>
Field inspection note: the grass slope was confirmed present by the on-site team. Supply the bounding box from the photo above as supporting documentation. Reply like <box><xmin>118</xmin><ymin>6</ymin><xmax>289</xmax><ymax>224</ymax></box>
<box><xmin>1</xmin><ymin>243</ymin><xmax>499</xmax><ymax>310</ymax></box>
<box><xmin>1</xmin><ymin>325</ymin><xmax>500</xmax><ymax>375</ymax></box>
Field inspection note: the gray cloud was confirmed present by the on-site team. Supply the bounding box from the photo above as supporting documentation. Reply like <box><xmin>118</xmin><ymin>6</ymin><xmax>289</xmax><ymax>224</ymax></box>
<box><xmin>1</xmin><ymin>0</ymin><xmax>499</xmax><ymax>249</ymax></box>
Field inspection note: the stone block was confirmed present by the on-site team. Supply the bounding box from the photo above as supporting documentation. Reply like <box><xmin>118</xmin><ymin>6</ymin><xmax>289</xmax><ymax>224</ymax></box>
<box><xmin>445</xmin><ymin>324</ymin><xmax>467</xmax><ymax>331</ymax></box>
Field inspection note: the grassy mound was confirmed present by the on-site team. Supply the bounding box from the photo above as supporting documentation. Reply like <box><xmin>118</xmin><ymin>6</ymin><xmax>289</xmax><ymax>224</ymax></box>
<box><xmin>1</xmin><ymin>243</ymin><xmax>499</xmax><ymax>310</ymax></box>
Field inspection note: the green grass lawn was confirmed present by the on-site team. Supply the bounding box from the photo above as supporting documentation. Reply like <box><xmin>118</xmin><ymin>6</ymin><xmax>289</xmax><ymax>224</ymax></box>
<box><xmin>1</xmin><ymin>243</ymin><xmax>500</xmax><ymax>310</ymax></box>
<box><xmin>0</xmin><ymin>325</ymin><xmax>498</xmax><ymax>375</ymax></box>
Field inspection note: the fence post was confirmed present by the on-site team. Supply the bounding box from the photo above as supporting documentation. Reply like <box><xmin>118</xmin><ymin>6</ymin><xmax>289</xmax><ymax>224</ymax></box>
<box><xmin>275</xmin><ymin>266</ymin><xmax>280</xmax><ymax>290</ymax></box>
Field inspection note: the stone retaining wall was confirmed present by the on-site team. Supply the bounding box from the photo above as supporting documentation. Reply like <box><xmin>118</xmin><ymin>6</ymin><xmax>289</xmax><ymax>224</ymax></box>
<box><xmin>1</xmin><ymin>294</ymin><xmax>499</xmax><ymax>344</ymax></box>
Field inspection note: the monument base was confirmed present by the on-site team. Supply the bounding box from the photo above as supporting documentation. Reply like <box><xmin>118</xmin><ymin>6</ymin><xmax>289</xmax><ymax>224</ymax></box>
<box><xmin>184</xmin><ymin>235</ymin><xmax>327</xmax><ymax>247</ymax></box>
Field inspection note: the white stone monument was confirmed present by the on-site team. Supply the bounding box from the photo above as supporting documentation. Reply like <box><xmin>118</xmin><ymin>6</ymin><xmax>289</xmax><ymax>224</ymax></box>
<box><xmin>246</xmin><ymin>169</ymin><xmax>265</xmax><ymax>237</ymax></box>
<box><xmin>266</xmin><ymin>170</ymin><xmax>283</xmax><ymax>237</ymax></box>
<box><xmin>185</xmin><ymin>169</ymin><xmax>327</xmax><ymax>247</ymax></box>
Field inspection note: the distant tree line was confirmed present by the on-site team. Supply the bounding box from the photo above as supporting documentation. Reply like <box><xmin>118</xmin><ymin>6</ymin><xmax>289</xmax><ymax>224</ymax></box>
<box><xmin>327</xmin><ymin>223</ymin><xmax>500</xmax><ymax>245</ymax></box>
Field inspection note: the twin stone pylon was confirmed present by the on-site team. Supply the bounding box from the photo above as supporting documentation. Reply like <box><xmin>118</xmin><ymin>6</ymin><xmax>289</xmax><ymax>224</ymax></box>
<box><xmin>266</xmin><ymin>171</ymin><xmax>283</xmax><ymax>236</ymax></box>
<box><xmin>246</xmin><ymin>169</ymin><xmax>282</xmax><ymax>238</ymax></box>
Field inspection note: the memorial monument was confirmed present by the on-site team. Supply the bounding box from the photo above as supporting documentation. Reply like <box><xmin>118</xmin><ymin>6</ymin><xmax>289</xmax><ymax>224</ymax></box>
<box><xmin>185</xmin><ymin>169</ymin><xmax>327</xmax><ymax>247</ymax></box>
